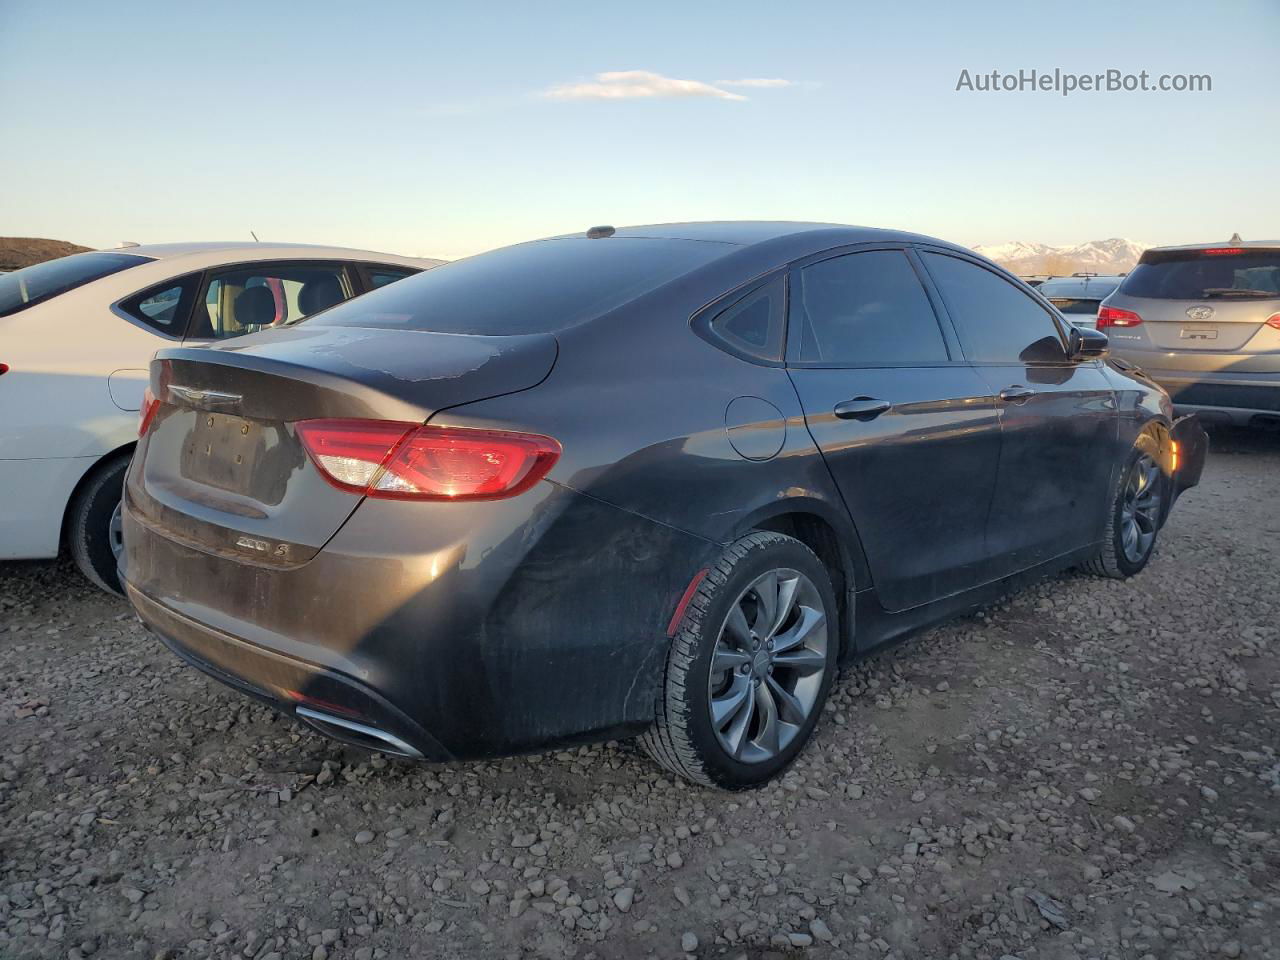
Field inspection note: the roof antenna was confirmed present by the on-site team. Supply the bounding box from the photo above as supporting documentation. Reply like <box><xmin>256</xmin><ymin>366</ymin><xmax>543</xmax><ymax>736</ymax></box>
<box><xmin>1229</xmin><ymin>232</ymin><xmax>1243</xmax><ymax>243</ymax></box>
<box><xmin>250</xmin><ymin>230</ymin><xmax>260</xmax><ymax>242</ymax></box>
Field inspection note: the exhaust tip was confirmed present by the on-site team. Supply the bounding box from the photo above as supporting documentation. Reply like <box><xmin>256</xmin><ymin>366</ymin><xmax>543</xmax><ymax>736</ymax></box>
<box><xmin>295</xmin><ymin>706</ymin><xmax>424</xmax><ymax>759</ymax></box>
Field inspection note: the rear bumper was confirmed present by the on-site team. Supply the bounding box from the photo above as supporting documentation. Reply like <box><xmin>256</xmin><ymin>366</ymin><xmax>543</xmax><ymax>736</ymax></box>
<box><xmin>120</xmin><ymin>478</ymin><xmax>716</xmax><ymax>761</ymax></box>
<box><xmin>1126</xmin><ymin>366</ymin><xmax>1280</xmax><ymax>424</ymax></box>
<box><xmin>127</xmin><ymin>581</ymin><xmax>452</xmax><ymax>760</ymax></box>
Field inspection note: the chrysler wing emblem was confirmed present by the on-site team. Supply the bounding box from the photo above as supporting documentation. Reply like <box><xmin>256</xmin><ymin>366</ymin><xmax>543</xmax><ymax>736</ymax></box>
<box><xmin>168</xmin><ymin>385</ymin><xmax>243</xmax><ymax>406</ymax></box>
<box><xmin>1185</xmin><ymin>305</ymin><xmax>1214</xmax><ymax>321</ymax></box>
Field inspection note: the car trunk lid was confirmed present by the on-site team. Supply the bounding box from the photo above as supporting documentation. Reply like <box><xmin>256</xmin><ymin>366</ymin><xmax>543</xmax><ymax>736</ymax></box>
<box><xmin>128</xmin><ymin>325</ymin><xmax>557</xmax><ymax>563</ymax></box>
<box><xmin>1126</xmin><ymin>296</ymin><xmax>1279</xmax><ymax>351</ymax></box>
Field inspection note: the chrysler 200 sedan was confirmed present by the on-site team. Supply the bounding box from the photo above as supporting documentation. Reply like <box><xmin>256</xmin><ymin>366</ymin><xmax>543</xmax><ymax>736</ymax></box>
<box><xmin>121</xmin><ymin>223</ymin><xmax>1207</xmax><ymax>789</ymax></box>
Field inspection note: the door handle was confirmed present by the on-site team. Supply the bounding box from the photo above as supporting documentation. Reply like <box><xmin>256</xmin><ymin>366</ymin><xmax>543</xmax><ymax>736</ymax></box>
<box><xmin>834</xmin><ymin>397</ymin><xmax>892</xmax><ymax>421</ymax></box>
<box><xmin>998</xmin><ymin>385</ymin><xmax>1036</xmax><ymax>403</ymax></box>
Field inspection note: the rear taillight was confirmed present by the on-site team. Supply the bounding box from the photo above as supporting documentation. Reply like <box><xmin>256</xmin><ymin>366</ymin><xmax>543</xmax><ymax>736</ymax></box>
<box><xmin>0</xmin><ymin>362</ymin><xmax>9</xmax><ymax>376</ymax></box>
<box><xmin>1097</xmin><ymin>306</ymin><xmax>1143</xmax><ymax>331</ymax></box>
<box><xmin>138</xmin><ymin>386</ymin><xmax>160</xmax><ymax>436</ymax></box>
<box><xmin>1202</xmin><ymin>248</ymin><xmax>1244</xmax><ymax>256</ymax></box>
<box><xmin>1265</xmin><ymin>313</ymin><xmax>1280</xmax><ymax>331</ymax></box>
<box><xmin>296</xmin><ymin>419</ymin><xmax>561</xmax><ymax>501</ymax></box>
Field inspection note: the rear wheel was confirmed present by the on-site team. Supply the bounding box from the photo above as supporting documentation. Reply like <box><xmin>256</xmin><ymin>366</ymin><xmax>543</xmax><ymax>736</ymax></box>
<box><xmin>1081</xmin><ymin>433</ymin><xmax>1167</xmax><ymax>579</ymax></box>
<box><xmin>67</xmin><ymin>453</ymin><xmax>130</xmax><ymax>596</ymax></box>
<box><xmin>641</xmin><ymin>532</ymin><xmax>837</xmax><ymax>789</ymax></box>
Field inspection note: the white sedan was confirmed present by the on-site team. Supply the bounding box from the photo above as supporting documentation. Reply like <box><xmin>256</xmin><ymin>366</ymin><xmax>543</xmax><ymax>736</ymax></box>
<box><xmin>0</xmin><ymin>242</ymin><xmax>441</xmax><ymax>593</ymax></box>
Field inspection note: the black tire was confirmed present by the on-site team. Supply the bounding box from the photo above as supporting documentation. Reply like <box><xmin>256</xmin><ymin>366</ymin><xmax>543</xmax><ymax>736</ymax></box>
<box><xmin>640</xmin><ymin>531</ymin><xmax>839</xmax><ymax>789</ymax></box>
<box><xmin>1080</xmin><ymin>431</ymin><xmax>1167</xmax><ymax>579</ymax></box>
<box><xmin>67</xmin><ymin>453</ymin><xmax>130</xmax><ymax>596</ymax></box>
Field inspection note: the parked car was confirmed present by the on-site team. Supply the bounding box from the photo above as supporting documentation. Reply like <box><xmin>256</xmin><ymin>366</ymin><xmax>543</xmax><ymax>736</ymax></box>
<box><xmin>1098</xmin><ymin>241</ymin><xmax>1280</xmax><ymax>428</ymax></box>
<box><xmin>121</xmin><ymin>223</ymin><xmax>1207</xmax><ymax>789</ymax></box>
<box><xmin>1038</xmin><ymin>274</ymin><xmax>1125</xmax><ymax>329</ymax></box>
<box><xmin>0</xmin><ymin>242</ymin><xmax>441</xmax><ymax>593</ymax></box>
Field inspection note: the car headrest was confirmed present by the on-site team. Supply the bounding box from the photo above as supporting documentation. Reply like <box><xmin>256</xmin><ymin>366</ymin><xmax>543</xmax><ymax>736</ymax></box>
<box><xmin>234</xmin><ymin>286</ymin><xmax>278</xmax><ymax>328</ymax></box>
<box><xmin>298</xmin><ymin>275</ymin><xmax>344</xmax><ymax>317</ymax></box>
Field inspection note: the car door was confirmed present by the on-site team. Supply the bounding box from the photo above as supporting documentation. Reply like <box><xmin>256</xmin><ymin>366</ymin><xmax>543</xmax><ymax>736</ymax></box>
<box><xmin>919</xmin><ymin>249</ymin><xmax>1119</xmax><ymax>575</ymax></box>
<box><xmin>785</xmin><ymin>247</ymin><xmax>1003</xmax><ymax>613</ymax></box>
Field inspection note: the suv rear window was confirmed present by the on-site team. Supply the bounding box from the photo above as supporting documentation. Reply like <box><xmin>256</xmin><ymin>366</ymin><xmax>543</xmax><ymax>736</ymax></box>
<box><xmin>1120</xmin><ymin>249</ymin><xmax>1280</xmax><ymax>300</ymax></box>
<box><xmin>310</xmin><ymin>238</ymin><xmax>733</xmax><ymax>335</ymax></box>
<box><xmin>0</xmin><ymin>252</ymin><xmax>151</xmax><ymax>317</ymax></box>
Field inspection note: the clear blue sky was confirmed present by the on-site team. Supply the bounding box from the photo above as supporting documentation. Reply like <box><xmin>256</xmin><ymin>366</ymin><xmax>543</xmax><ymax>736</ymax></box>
<box><xmin>2</xmin><ymin>0</ymin><xmax>1276</xmax><ymax>260</ymax></box>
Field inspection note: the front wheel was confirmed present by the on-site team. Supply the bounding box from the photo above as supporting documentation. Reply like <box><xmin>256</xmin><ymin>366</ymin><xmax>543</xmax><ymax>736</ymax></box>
<box><xmin>640</xmin><ymin>532</ymin><xmax>838</xmax><ymax>789</ymax></box>
<box><xmin>1081</xmin><ymin>433</ymin><xmax>1167</xmax><ymax>579</ymax></box>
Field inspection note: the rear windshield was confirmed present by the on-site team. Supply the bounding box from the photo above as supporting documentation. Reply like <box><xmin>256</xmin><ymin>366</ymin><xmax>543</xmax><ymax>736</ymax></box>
<box><xmin>308</xmin><ymin>238</ymin><xmax>733</xmax><ymax>335</ymax></box>
<box><xmin>1045</xmin><ymin>297</ymin><xmax>1102</xmax><ymax>315</ymax></box>
<box><xmin>0</xmin><ymin>252</ymin><xmax>151</xmax><ymax>317</ymax></box>
<box><xmin>1120</xmin><ymin>249</ymin><xmax>1280</xmax><ymax>300</ymax></box>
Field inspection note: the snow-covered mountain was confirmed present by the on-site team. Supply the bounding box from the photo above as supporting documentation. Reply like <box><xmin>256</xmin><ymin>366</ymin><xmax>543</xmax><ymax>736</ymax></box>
<box><xmin>972</xmin><ymin>238</ymin><xmax>1149</xmax><ymax>276</ymax></box>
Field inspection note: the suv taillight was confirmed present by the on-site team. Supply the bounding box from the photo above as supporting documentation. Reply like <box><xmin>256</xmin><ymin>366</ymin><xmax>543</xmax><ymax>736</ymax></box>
<box><xmin>1265</xmin><ymin>313</ymin><xmax>1280</xmax><ymax>331</ymax></box>
<box><xmin>295</xmin><ymin>419</ymin><xmax>561</xmax><ymax>501</ymax></box>
<box><xmin>138</xmin><ymin>387</ymin><xmax>160</xmax><ymax>436</ymax></box>
<box><xmin>1097</xmin><ymin>306</ymin><xmax>1143</xmax><ymax>331</ymax></box>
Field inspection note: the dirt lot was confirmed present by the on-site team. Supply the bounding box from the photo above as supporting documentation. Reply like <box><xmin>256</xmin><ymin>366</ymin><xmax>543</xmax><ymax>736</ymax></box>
<box><xmin>2</xmin><ymin>428</ymin><xmax>1277</xmax><ymax>960</ymax></box>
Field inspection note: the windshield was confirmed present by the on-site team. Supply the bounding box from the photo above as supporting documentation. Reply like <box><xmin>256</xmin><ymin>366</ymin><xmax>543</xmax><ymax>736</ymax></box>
<box><xmin>1120</xmin><ymin>249</ymin><xmax>1280</xmax><ymax>300</ymax></box>
<box><xmin>308</xmin><ymin>237</ymin><xmax>734</xmax><ymax>335</ymax></box>
<box><xmin>0</xmin><ymin>252</ymin><xmax>152</xmax><ymax>317</ymax></box>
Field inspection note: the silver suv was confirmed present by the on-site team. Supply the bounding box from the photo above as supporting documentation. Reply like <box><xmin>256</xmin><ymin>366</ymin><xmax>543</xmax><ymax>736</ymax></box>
<box><xmin>1099</xmin><ymin>240</ymin><xmax>1280</xmax><ymax>428</ymax></box>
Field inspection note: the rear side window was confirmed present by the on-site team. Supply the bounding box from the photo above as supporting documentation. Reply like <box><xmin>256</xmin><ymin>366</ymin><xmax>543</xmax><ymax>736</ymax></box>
<box><xmin>0</xmin><ymin>252</ymin><xmax>150</xmax><ymax>317</ymax></box>
<box><xmin>119</xmin><ymin>274</ymin><xmax>199</xmax><ymax>334</ymax></box>
<box><xmin>193</xmin><ymin>262</ymin><xmax>353</xmax><ymax>339</ymax></box>
<box><xmin>311</xmin><ymin>238</ymin><xmax>732</xmax><ymax>335</ymax></box>
<box><xmin>923</xmin><ymin>253</ymin><xmax>1066</xmax><ymax>364</ymax></box>
<box><xmin>704</xmin><ymin>278</ymin><xmax>786</xmax><ymax>362</ymax></box>
<box><xmin>796</xmin><ymin>251</ymin><xmax>947</xmax><ymax>365</ymax></box>
<box><xmin>1120</xmin><ymin>249</ymin><xmax>1280</xmax><ymax>300</ymax></box>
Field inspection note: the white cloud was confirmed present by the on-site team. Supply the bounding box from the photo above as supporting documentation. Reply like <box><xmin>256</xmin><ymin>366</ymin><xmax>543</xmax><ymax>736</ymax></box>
<box><xmin>719</xmin><ymin>78</ymin><xmax>794</xmax><ymax>88</ymax></box>
<box><xmin>542</xmin><ymin>70</ymin><xmax>747</xmax><ymax>102</ymax></box>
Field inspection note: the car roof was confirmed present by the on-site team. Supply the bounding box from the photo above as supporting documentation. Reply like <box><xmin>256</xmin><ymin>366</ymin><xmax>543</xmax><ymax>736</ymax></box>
<box><xmin>547</xmin><ymin>221</ymin><xmax>973</xmax><ymax>259</ymax></box>
<box><xmin>107</xmin><ymin>241</ymin><xmax>442</xmax><ymax>268</ymax></box>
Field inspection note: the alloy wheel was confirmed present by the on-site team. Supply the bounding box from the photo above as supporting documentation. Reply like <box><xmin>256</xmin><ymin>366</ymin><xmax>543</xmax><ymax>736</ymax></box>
<box><xmin>108</xmin><ymin>501</ymin><xmax>124</xmax><ymax>562</ymax></box>
<box><xmin>1120</xmin><ymin>453</ymin><xmax>1162</xmax><ymax>564</ymax></box>
<box><xmin>707</xmin><ymin>568</ymin><xmax>828</xmax><ymax>764</ymax></box>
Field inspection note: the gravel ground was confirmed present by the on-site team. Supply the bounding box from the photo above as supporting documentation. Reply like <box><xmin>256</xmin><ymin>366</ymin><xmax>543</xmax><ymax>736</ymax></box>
<box><xmin>2</xmin><ymin>427</ymin><xmax>1277</xmax><ymax>960</ymax></box>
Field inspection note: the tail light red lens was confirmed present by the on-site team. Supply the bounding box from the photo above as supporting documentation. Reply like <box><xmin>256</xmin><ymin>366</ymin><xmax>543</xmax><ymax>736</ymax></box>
<box><xmin>1097</xmin><ymin>305</ymin><xmax>1143</xmax><ymax>331</ymax></box>
<box><xmin>138</xmin><ymin>386</ymin><xmax>160</xmax><ymax>437</ymax></box>
<box><xmin>1265</xmin><ymin>313</ymin><xmax>1280</xmax><ymax>331</ymax></box>
<box><xmin>0</xmin><ymin>362</ymin><xmax>9</xmax><ymax>376</ymax></box>
<box><xmin>296</xmin><ymin>419</ymin><xmax>561</xmax><ymax>501</ymax></box>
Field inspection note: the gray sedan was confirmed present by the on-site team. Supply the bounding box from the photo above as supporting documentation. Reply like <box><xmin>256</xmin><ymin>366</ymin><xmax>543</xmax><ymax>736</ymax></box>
<box><xmin>1038</xmin><ymin>275</ymin><xmax>1124</xmax><ymax>329</ymax></box>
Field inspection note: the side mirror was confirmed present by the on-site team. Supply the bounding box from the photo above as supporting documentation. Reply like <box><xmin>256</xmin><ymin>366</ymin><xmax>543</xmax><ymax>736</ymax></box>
<box><xmin>1068</xmin><ymin>325</ymin><xmax>1110</xmax><ymax>360</ymax></box>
